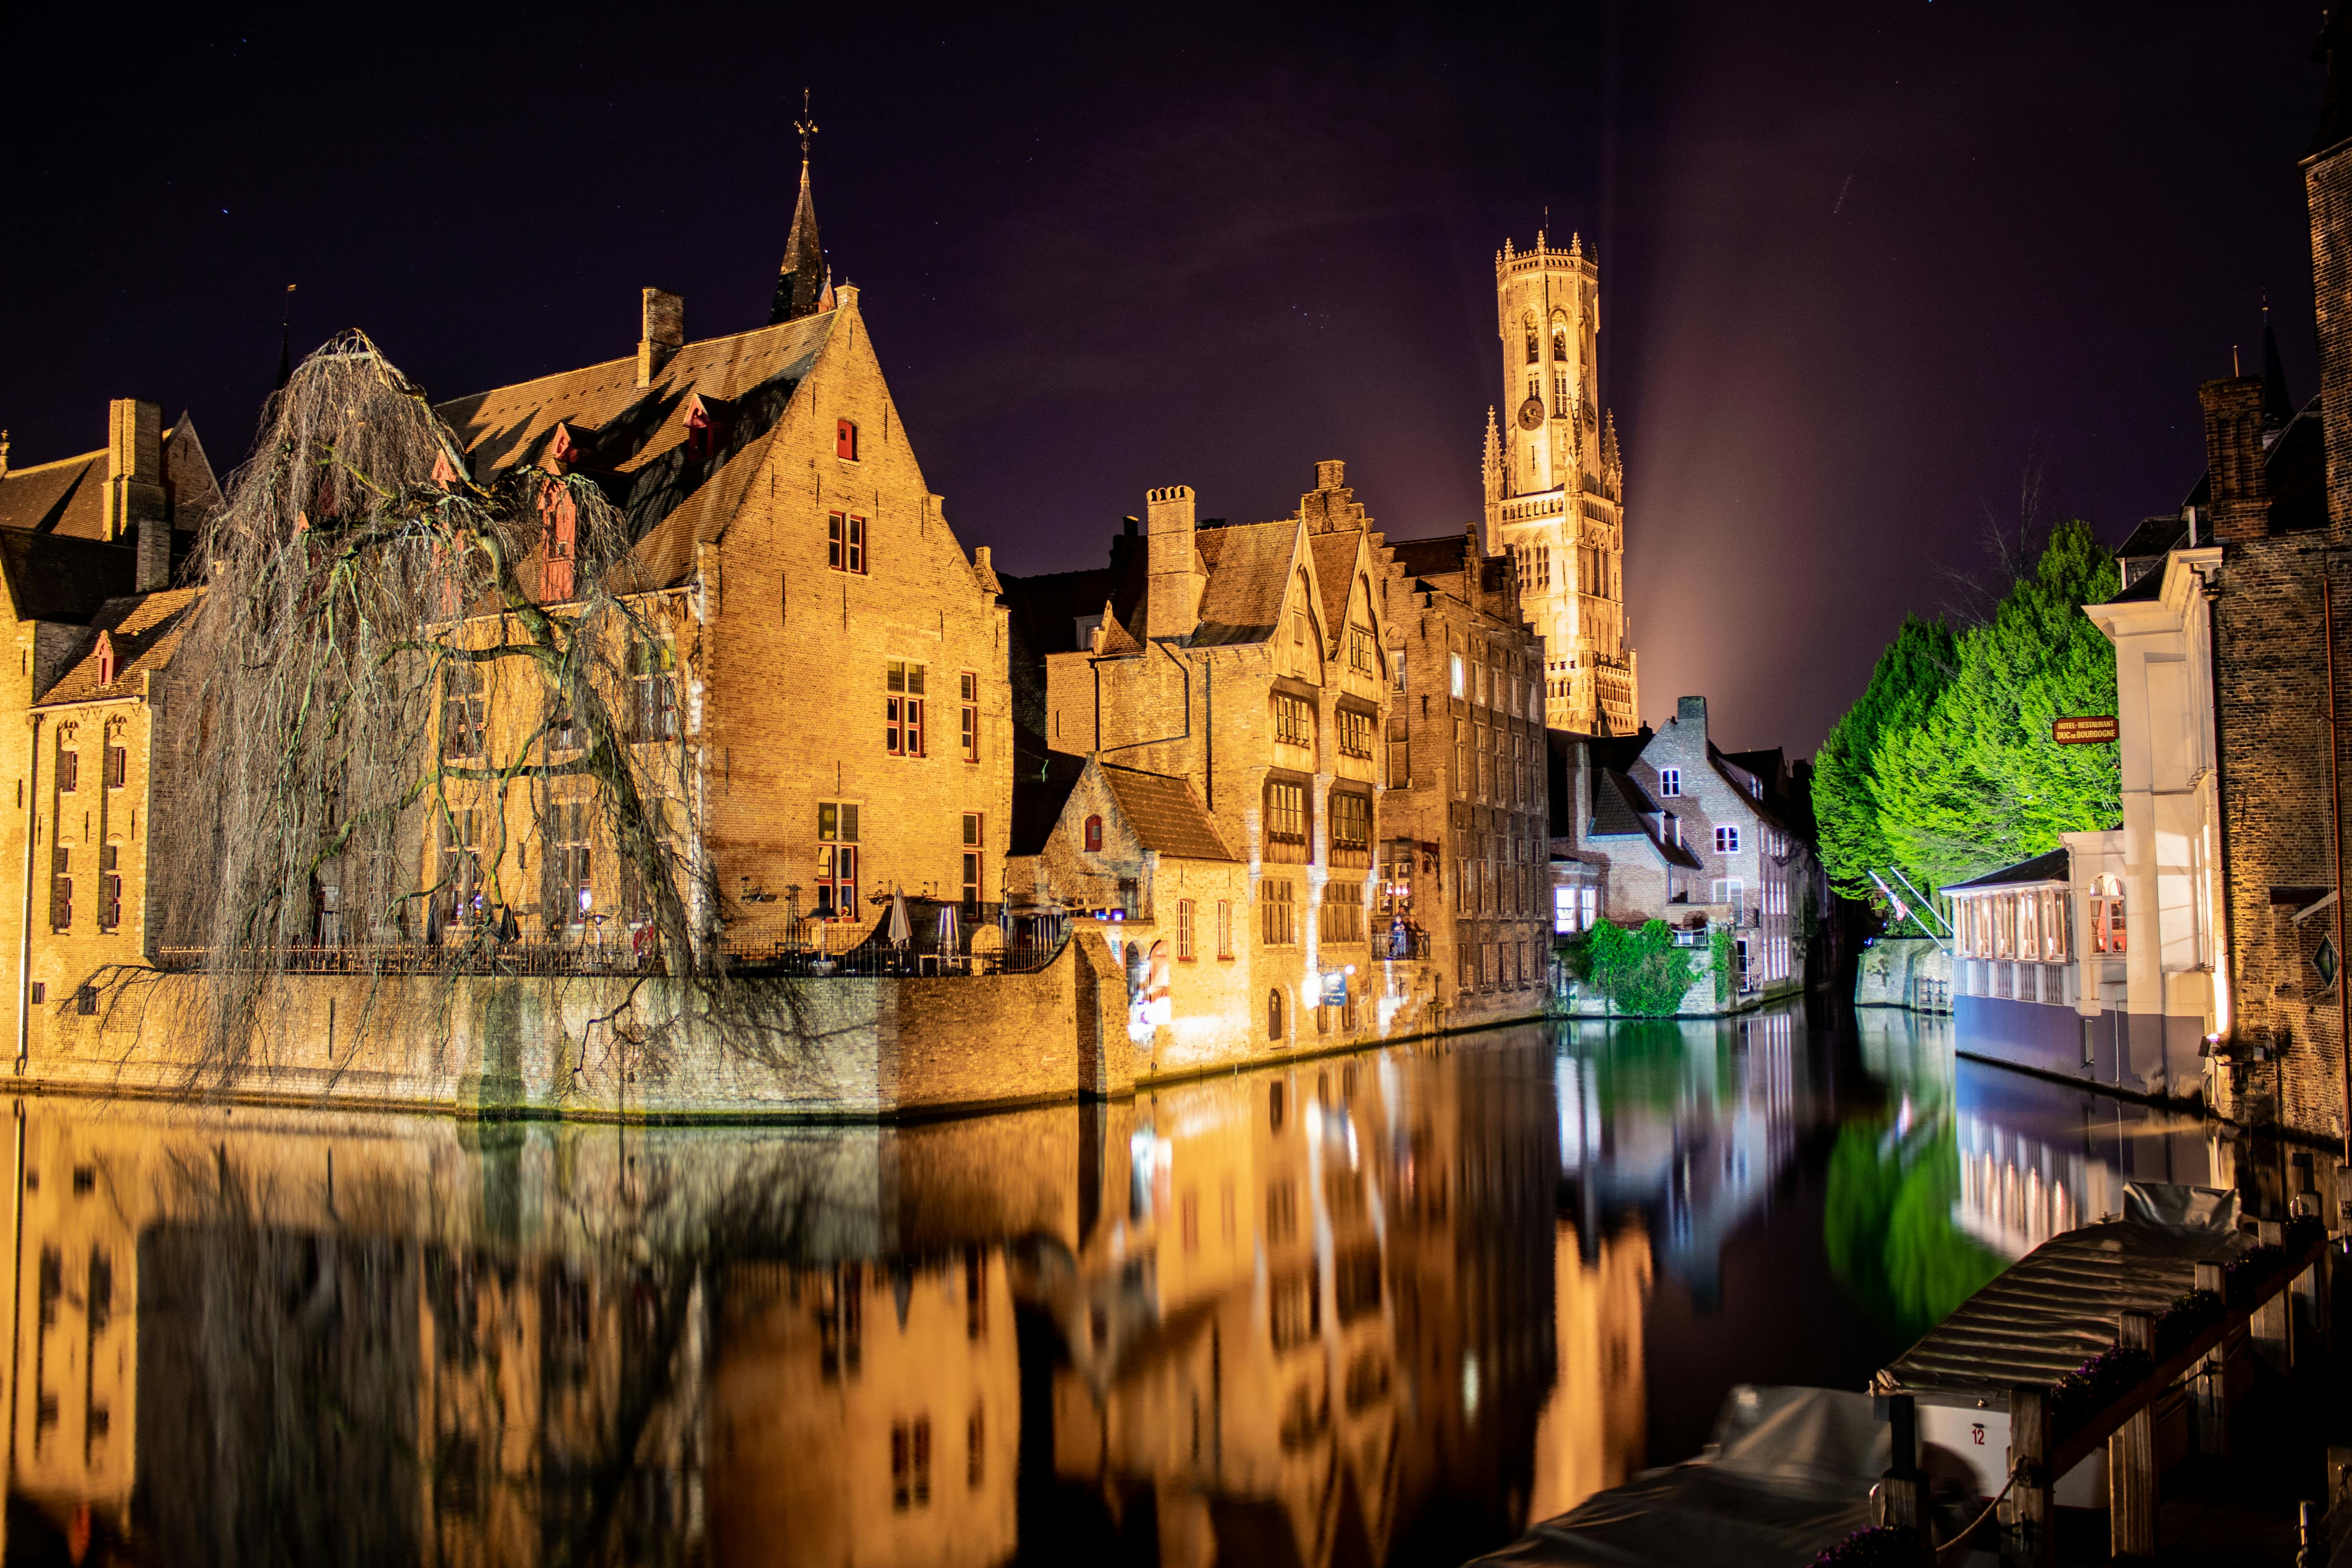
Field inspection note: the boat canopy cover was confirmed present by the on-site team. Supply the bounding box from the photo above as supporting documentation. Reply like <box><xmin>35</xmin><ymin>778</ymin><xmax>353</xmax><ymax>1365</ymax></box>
<box><xmin>1468</xmin><ymin>1385</ymin><xmax>1885</xmax><ymax>1568</ymax></box>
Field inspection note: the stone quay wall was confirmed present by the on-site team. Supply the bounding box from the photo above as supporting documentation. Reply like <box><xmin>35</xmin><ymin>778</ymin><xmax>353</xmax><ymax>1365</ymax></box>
<box><xmin>21</xmin><ymin>932</ymin><xmax>1136</xmax><ymax>1121</ymax></box>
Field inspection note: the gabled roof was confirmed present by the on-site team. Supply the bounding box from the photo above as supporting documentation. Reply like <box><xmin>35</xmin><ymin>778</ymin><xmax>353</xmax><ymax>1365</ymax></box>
<box><xmin>1190</xmin><ymin>519</ymin><xmax>1298</xmax><ymax>647</ymax></box>
<box><xmin>36</xmin><ymin>588</ymin><xmax>202</xmax><ymax>705</ymax></box>
<box><xmin>1944</xmin><ymin>846</ymin><xmax>2070</xmax><ymax>893</ymax></box>
<box><xmin>0</xmin><ymin>418</ymin><xmax>214</xmax><ymax>543</ymax></box>
<box><xmin>1587</xmin><ymin>768</ymin><xmax>1701</xmax><ymax>869</ymax></box>
<box><xmin>1307</xmin><ymin>530</ymin><xmax>1361</xmax><ymax>649</ymax></box>
<box><xmin>1387</xmin><ymin>532</ymin><xmax>1471</xmax><ymax>585</ymax></box>
<box><xmin>435</xmin><ymin>311</ymin><xmax>839</xmax><ymax>592</ymax></box>
<box><xmin>1098</xmin><ymin>763</ymin><xmax>1237</xmax><ymax>862</ymax></box>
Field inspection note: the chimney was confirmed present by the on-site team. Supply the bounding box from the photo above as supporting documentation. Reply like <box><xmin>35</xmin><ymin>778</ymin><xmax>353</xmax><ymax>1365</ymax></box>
<box><xmin>1316</xmin><ymin>459</ymin><xmax>1344</xmax><ymax>491</ymax></box>
<box><xmin>2198</xmin><ymin>377</ymin><xmax>2269</xmax><ymax>542</ymax></box>
<box><xmin>637</xmin><ymin>288</ymin><xmax>685</xmax><ymax>388</ymax></box>
<box><xmin>1676</xmin><ymin>694</ymin><xmax>1708</xmax><ymax>738</ymax></box>
<box><xmin>107</xmin><ymin>400</ymin><xmax>170</xmax><ymax>593</ymax></box>
<box><xmin>1145</xmin><ymin>485</ymin><xmax>1203</xmax><ymax>642</ymax></box>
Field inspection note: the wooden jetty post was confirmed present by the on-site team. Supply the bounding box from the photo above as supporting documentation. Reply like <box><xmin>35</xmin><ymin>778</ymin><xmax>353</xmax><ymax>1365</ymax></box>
<box><xmin>2254</xmin><ymin>1219</ymin><xmax>2291</xmax><ymax>1374</ymax></box>
<box><xmin>2110</xmin><ymin>1310</ymin><xmax>2158</xmax><ymax>1559</ymax></box>
<box><xmin>1873</xmin><ymin>1392</ymin><xmax>1932</xmax><ymax>1563</ymax></box>
<box><xmin>2191</xmin><ymin>1260</ymin><xmax>2230</xmax><ymax>1457</ymax></box>
<box><xmin>2002</xmin><ymin>1384</ymin><xmax>2055</xmax><ymax>1567</ymax></box>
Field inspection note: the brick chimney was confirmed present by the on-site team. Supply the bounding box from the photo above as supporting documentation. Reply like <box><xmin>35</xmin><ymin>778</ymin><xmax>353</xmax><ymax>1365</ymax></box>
<box><xmin>107</xmin><ymin>400</ymin><xmax>170</xmax><ymax>593</ymax></box>
<box><xmin>2198</xmin><ymin>376</ymin><xmax>2269</xmax><ymax>542</ymax></box>
<box><xmin>1676</xmin><ymin>694</ymin><xmax>1708</xmax><ymax>740</ymax></box>
<box><xmin>1144</xmin><ymin>485</ymin><xmax>1202</xmax><ymax>642</ymax></box>
<box><xmin>637</xmin><ymin>288</ymin><xmax>684</xmax><ymax>388</ymax></box>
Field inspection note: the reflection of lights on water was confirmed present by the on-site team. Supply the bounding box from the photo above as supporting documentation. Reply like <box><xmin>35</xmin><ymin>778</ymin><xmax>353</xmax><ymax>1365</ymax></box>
<box><xmin>1462</xmin><ymin>1353</ymin><xmax>1481</xmax><ymax>1417</ymax></box>
<box><xmin>1895</xmin><ymin>1095</ymin><xmax>1913</xmax><ymax>1138</ymax></box>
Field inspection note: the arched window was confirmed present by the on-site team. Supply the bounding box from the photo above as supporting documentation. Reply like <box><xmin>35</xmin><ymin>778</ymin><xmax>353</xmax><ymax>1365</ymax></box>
<box><xmin>1552</xmin><ymin>318</ymin><xmax>1570</xmax><ymax>362</ymax></box>
<box><xmin>1083</xmin><ymin>814</ymin><xmax>1103</xmax><ymax>852</ymax></box>
<box><xmin>1268</xmin><ymin>986</ymin><xmax>1287</xmax><ymax>1042</ymax></box>
<box><xmin>1524</xmin><ymin>314</ymin><xmax>1539</xmax><ymax>364</ymax></box>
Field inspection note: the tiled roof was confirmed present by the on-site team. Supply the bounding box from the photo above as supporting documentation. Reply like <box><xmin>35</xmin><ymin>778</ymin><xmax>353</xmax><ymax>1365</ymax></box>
<box><xmin>1099</xmin><ymin>763</ymin><xmax>1237</xmax><ymax>862</ymax></box>
<box><xmin>1190</xmin><ymin>519</ymin><xmax>1297</xmax><ymax>646</ymax></box>
<box><xmin>36</xmin><ymin>588</ymin><xmax>203</xmax><ymax>705</ymax></box>
<box><xmin>1587</xmin><ymin>768</ymin><xmax>1702</xmax><ymax>869</ymax></box>
<box><xmin>1308</xmin><ymin>531</ymin><xmax>1359</xmax><ymax>648</ymax></box>
<box><xmin>1387</xmin><ymin>532</ymin><xmax>1470</xmax><ymax>584</ymax></box>
<box><xmin>2115</xmin><ymin>514</ymin><xmax>2187</xmax><ymax>561</ymax></box>
<box><xmin>0</xmin><ymin>420</ymin><xmax>216</xmax><ymax>543</ymax></box>
<box><xmin>1943</xmin><ymin>846</ymin><xmax>2070</xmax><ymax>893</ymax></box>
<box><xmin>434</xmin><ymin>312</ymin><xmax>838</xmax><ymax>592</ymax></box>
<box><xmin>0</xmin><ymin>452</ymin><xmax>105</xmax><ymax>537</ymax></box>
<box><xmin>0</xmin><ymin>532</ymin><xmax>140</xmax><ymax>624</ymax></box>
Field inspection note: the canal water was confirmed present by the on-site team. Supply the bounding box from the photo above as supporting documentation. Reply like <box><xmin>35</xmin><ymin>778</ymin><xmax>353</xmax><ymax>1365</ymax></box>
<box><xmin>3</xmin><ymin>1000</ymin><xmax>2229</xmax><ymax>1567</ymax></box>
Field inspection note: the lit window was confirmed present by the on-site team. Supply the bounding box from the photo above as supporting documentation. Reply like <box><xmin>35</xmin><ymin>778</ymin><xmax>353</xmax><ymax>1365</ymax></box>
<box><xmin>817</xmin><ymin>802</ymin><xmax>861</xmax><ymax>918</ymax></box>
<box><xmin>1657</xmin><ymin>768</ymin><xmax>1680</xmax><ymax>797</ymax></box>
<box><xmin>828</xmin><ymin>512</ymin><xmax>868</xmax><ymax>574</ymax></box>
<box><xmin>1715</xmin><ymin>826</ymin><xmax>1740</xmax><ymax>853</ymax></box>
<box><xmin>885</xmin><ymin>662</ymin><xmax>926</xmax><ymax>755</ymax></box>
<box><xmin>1449</xmin><ymin>653</ymin><xmax>1465</xmax><ymax>699</ymax></box>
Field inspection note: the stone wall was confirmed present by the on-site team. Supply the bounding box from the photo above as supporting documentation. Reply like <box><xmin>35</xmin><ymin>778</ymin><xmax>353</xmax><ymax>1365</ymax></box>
<box><xmin>22</xmin><ymin>930</ymin><xmax>1133</xmax><ymax>1120</ymax></box>
<box><xmin>1855</xmin><ymin>937</ymin><xmax>1950</xmax><ymax>1009</ymax></box>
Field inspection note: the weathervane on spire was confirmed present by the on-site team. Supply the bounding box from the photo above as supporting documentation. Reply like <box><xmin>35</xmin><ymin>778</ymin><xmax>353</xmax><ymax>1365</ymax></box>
<box><xmin>796</xmin><ymin>88</ymin><xmax>819</xmax><ymax>165</ymax></box>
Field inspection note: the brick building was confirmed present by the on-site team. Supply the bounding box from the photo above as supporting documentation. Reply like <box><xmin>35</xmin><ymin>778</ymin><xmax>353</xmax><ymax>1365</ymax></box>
<box><xmin>1026</xmin><ymin>474</ymin><xmax>1413</xmax><ymax>1068</ymax></box>
<box><xmin>0</xmin><ymin>400</ymin><xmax>219</xmax><ymax>1054</ymax></box>
<box><xmin>1480</xmin><ymin>231</ymin><xmax>1638</xmax><ymax>736</ymax></box>
<box><xmin>1378</xmin><ymin>514</ymin><xmax>1553</xmax><ymax>1014</ymax></box>
<box><xmin>376</xmin><ymin>170</ymin><xmax>1014</xmax><ymax>959</ymax></box>
<box><xmin>2156</xmin><ymin>16</ymin><xmax>2352</xmax><ymax>1140</ymax></box>
<box><xmin>1548</xmin><ymin>698</ymin><xmax>1823</xmax><ymax>1007</ymax></box>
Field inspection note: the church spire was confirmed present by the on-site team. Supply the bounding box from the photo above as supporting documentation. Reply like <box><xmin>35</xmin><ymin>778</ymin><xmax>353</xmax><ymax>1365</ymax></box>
<box><xmin>2261</xmin><ymin>298</ymin><xmax>2295</xmax><ymax>430</ymax></box>
<box><xmin>770</xmin><ymin>93</ymin><xmax>828</xmax><ymax>325</ymax></box>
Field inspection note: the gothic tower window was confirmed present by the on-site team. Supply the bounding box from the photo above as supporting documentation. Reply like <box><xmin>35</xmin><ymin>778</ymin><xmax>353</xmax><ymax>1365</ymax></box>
<box><xmin>1524</xmin><ymin>314</ymin><xmax>1539</xmax><ymax>364</ymax></box>
<box><xmin>1551</xmin><ymin>318</ymin><xmax>1570</xmax><ymax>362</ymax></box>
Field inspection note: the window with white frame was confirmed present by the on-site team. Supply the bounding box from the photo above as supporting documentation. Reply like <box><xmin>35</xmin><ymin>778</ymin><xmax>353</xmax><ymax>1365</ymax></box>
<box><xmin>1657</xmin><ymin>768</ymin><xmax>1680</xmax><ymax>797</ymax></box>
<box><xmin>1711</xmin><ymin>877</ymin><xmax>1744</xmax><ymax>907</ymax></box>
<box><xmin>1715</xmin><ymin>825</ymin><xmax>1740</xmax><ymax>853</ymax></box>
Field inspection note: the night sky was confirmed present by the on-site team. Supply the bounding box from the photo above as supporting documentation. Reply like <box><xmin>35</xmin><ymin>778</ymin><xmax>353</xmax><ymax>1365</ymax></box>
<box><xmin>0</xmin><ymin>3</ymin><xmax>2330</xmax><ymax>755</ymax></box>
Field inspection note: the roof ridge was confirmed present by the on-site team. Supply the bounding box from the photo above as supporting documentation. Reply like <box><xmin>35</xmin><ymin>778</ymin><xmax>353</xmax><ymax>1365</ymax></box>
<box><xmin>0</xmin><ymin>450</ymin><xmax>103</xmax><ymax>480</ymax></box>
<box><xmin>437</xmin><ymin>312</ymin><xmax>838</xmax><ymax>410</ymax></box>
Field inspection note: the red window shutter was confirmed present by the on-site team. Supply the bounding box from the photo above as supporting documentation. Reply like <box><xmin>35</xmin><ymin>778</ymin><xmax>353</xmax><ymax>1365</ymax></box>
<box><xmin>837</xmin><ymin>419</ymin><xmax>858</xmax><ymax>461</ymax></box>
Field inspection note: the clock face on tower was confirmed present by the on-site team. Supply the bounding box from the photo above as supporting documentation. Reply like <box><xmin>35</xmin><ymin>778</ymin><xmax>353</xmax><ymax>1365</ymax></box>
<box><xmin>1515</xmin><ymin>397</ymin><xmax>1546</xmax><ymax>431</ymax></box>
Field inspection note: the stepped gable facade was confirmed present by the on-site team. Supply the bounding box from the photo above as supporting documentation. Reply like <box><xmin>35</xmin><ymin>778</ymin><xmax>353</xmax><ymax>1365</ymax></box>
<box><xmin>1031</xmin><ymin>466</ymin><xmax>1427</xmax><ymax>1070</ymax></box>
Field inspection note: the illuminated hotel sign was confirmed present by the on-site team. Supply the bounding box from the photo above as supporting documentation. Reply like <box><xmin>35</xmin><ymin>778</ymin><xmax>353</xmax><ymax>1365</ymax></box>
<box><xmin>2052</xmin><ymin>715</ymin><xmax>2119</xmax><ymax>745</ymax></box>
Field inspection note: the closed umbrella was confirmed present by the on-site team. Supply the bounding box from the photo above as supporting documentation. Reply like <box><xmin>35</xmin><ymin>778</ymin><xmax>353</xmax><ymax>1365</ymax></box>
<box><xmin>936</xmin><ymin>902</ymin><xmax>959</xmax><ymax>954</ymax></box>
<box><xmin>887</xmin><ymin>889</ymin><xmax>912</xmax><ymax>948</ymax></box>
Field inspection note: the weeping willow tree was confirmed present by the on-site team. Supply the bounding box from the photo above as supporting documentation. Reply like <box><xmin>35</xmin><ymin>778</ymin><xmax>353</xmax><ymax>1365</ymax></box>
<box><xmin>137</xmin><ymin>332</ymin><xmax>799</xmax><ymax>1088</ymax></box>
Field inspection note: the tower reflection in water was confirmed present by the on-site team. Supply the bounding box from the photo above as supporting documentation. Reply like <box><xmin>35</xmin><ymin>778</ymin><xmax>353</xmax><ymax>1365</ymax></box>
<box><xmin>0</xmin><ymin>1003</ymin><xmax>2222</xmax><ymax>1567</ymax></box>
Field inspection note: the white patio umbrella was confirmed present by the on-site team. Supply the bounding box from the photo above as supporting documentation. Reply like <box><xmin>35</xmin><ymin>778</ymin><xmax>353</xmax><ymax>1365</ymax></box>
<box><xmin>887</xmin><ymin>888</ymin><xmax>912</xmax><ymax>949</ymax></box>
<box><xmin>936</xmin><ymin>902</ymin><xmax>959</xmax><ymax>954</ymax></box>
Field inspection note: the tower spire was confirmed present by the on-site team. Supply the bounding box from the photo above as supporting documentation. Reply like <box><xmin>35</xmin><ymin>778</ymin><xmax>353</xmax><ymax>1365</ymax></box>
<box><xmin>770</xmin><ymin>90</ymin><xmax>828</xmax><ymax>325</ymax></box>
<box><xmin>2262</xmin><ymin>293</ymin><xmax>2296</xmax><ymax>429</ymax></box>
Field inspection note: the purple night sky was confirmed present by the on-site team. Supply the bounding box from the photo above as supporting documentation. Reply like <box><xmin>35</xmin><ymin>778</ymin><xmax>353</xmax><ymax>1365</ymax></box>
<box><xmin>0</xmin><ymin>2</ymin><xmax>2327</xmax><ymax>754</ymax></box>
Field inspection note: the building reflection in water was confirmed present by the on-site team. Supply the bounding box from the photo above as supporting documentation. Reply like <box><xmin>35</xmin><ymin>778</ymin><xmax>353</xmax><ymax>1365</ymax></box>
<box><xmin>0</xmin><ymin>1001</ymin><xmax>2239</xmax><ymax>1567</ymax></box>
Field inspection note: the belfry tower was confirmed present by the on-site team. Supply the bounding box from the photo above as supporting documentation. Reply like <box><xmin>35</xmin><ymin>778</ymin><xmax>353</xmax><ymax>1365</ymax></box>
<box><xmin>1482</xmin><ymin>231</ymin><xmax>1637</xmax><ymax>735</ymax></box>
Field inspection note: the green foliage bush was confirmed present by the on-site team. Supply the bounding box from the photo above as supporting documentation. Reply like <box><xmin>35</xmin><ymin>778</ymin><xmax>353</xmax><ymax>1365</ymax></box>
<box><xmin>1815</xmin><ymin>521</ymin><xmax>2121</xmax><ymax>922</ymax></box>
<box><xmin>1711</xmin><ymin>926</ymin><xmax>1734</xmax><ymax>1004</ymax></box>
<box><xmin>1583</xmin><ymin>920</ymin><xmax>1699</xmax><ymax>1016</ymax></box>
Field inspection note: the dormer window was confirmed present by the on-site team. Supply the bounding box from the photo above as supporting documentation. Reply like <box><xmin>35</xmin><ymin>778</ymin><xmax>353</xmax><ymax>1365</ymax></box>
<box><xmin>836</xmin><ymin>418</ymin><xmax>859</xmax><ymax>461</ymax></box>
<box><xmin>1083</xmin><ymin>814</ymin><xmax>1103</xmax><ymax>853</ymax></box>
<box><xmin>94</xmin><ymin>632</ymin><xmax>116</xmax><ymax>686</ymax></box>
<box><xmin>539</xmin><ymin>487</ymin><xmax>578</xmax><ymax>602</ymax></box>
<box><xmin>686</xmin><ymin>396</ymin><xmax>726</xmax><ymax>462</ymax></box>
<box><xmin>1658</xmin><ymin>768</ymin><xmax>1681</xmax><ymax>797</ymax></box>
